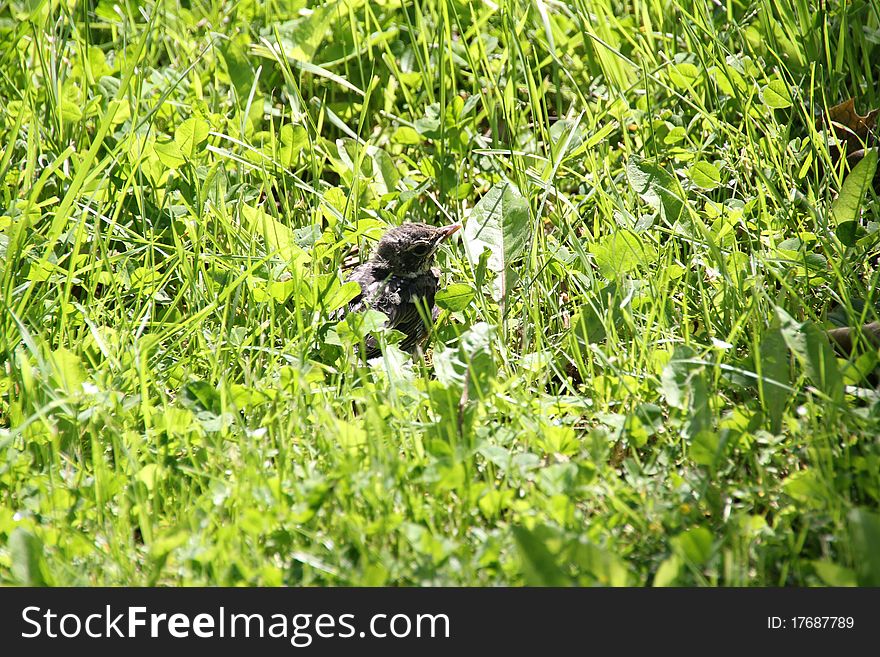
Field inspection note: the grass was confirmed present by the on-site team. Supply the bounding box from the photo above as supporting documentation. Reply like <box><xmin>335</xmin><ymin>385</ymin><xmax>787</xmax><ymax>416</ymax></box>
<box><xmin>1</xmin><ymin>0</ymin><xmax>879</xmax><ymax>586</ymax></box>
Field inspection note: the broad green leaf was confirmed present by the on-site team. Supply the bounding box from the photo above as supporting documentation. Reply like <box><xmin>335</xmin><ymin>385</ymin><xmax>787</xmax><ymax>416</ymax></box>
<box><xmin>689</xmin><ymin>430</ymin><xmax>720</xmax><ymax>467</ymax></box>
<box><xmin>241</xmin><ymin>203</ymin><xmax>308</xmax><ymax>267</ymax></box>
<box><xmin>589</xmin><ymin>230</ymin><xmax>658</xmax><ymax>281</ymax></box>
<box><xmin>149</xmin><ymin>530</ymin><xmax>189</xmax><ymax>560</ymax></box>
<box><xmin>336</xmin><ymin>138</ymin><xmax>369</xmax><ymax>176</ymax></box>
<box><xmin>624</xmin><ymin>414</ymin><xmax>650</xmax><ymax>448</ymax></box>
<box><xmin>10</xmin><ymin>528</ymin><xmax>48</xmax><ymax>586</ymax></box>
<box><xmin>685</xmin><ymin>367</ymin><xmax>711</xmax><ymax>441</ymax></box>
<box><xmin>626</xmin><ymin>156</ymin><xmax>685</xmax><ymax>223</ymax></box>
<box><xmin>762</xmin><ymin>80</ymin><xmax>792</xmax><ymax>109</ymax></box>
<box><xmin>512</xmin><ymin>526</ymin><xmax>571</xmax><ymax>586</ymax></box>
<box><xmin>776</xmin><ymin>307</ymin><xmax>844</xmax><ymax>403</ymax></box>
<box><xmin>783</xmin><ymin>469</ymin><xmax>828</xmax><ymax>509</ymax></box>
<box><xmin>653</xmin><ymin>555</ymin><xmax>682</xmax><ymax>586</ymax></box>
<box><xmin>371</xmin><ymin>146</ymin><xmax>399</xmax><ymax>195</ymax></box>
<box><xmin>689</xmin><ymin>161</ymin><xmax>721</xmax><ymax>190</ymax></box>
<box><xmin>27</xmin><ymin>260</ymin><xmax>54</xmax><ymax>282</ymax></box>
<box><xmin>279</xmin><ymin>124</ymin><xmax>309</xmax><ymax>167</ymax></box>
<box><xmin>153</xmin><ymin>407</ymin><xmax>194</xmax><ymax>435</ymax></box>
<box><xmin>46</xmin><ymin>346</ymin><xmax>86</xmax><ymax>395</ymax></box>
<box><xmin>294</xmin><ymin>224</ymin><xmax>322</xmax><ymax>249</ymax></box>
<box><xmin>812</xmin><ymin>560</ymin><xmax>857</xmax><ymax>587</ymax></box>
<box><xmin>570</xmin><ymin>304</ymin><xmax>606</xmax><ymax>346</ymax></box>
<box><xmin>433</xmin><ymin>322</ymin><xmax>495</xmax><ymax>398</ymax></box>
<box><xmin>548</xmin><ymin>118</ymin><xmax>584</xmax><ymax>159</ymax></box>
<box><xmin>335</xmin><ymin>419</ymin><xmax>367</xmax><ymax>451</ymax></box>
<box><xmin>671</xmin><ymin>526</ymin><xmax>713</xmax><ymax>565</ymax></box>
<box><xmin>181</xmin><ymin>380</ymin><xmax>222</xmax><ymax>414</ymax></box>
<box><xmin>334</xmin><ymin>309</ymin><xmax>389</xmax><ymax>344</ymax></box>
<box><xmin>414</xmin><ymin>104</ymin><xmax>442</xmax><ymax>137</ymax></box>
<box><xmin>369</xmin><ymin>345</ymin><xmax>415</xmax><ymax>385</ymax></box>
<box><xmin>757</xmin><ymin>328</ymin><xmax>789</xmax><ymax>434</ymax></box>
<box><xmin>660</xmin><ymin>344</ymin><xmax>697</xmax><ymax>410</ymax></box>
<box><xmin>264</xmin><ymin>4</ymin><xmax>336</xmax><ymax>62</ymax></box>
<box><xmin>848</xmin><ymin>508</ymin><xmax>880</xmax><ymax>586</ymax></box>
<box><xmin>831</xmin><ymin>148</ymin><xmax>878</xmax><ymax>226</ymax></box>
<box><xmin>478</xmin><ymin>488</ymin><xmax>514</xmax><ymax>519</ymax></box>
<box><xmin>462</xmin><ymin>182</ymin><xmax>530</xmax><ymax>300</ymax></box>
<box><xmin>435</xmin><ymin>283</ymin><xmax>476</xmax><ymax>312</ymax></box>
<box><xmin>218</xmin><ymin>38</ymin><xmax>254</xmax><ymax>103</ymax></box>
<box><xmin>175</xmin><ymin>117</ymin><xmax>210</xmax><ymax>159</ymax></box>
<box><xmin>668</xmin><ymin>62</ymin><xmax>700</xmax><ymax>89</ymax></box>
<box><xmin>154</xmin><ymin>139</ymin><xmax>185</xmax><ymax>169</ymax></box>
<box><xmin>835</xmin><ymin>220</ymin><xmax>861</xmax><ymax>247</ymax></box>
<box><xmin>325</xmin><ymin>280</ymin><xmax>362</xmax><ymax>312</ymax></box>
<box><xmin>268</xmin><ymin>280</ymin><xmax>296</xmax><ymax>302</ymax></box>
<box><xmin>660</xmin><ymin>344</ymin><xmax>711</xmax><ymax>443</ymax></box>
<box><xmin>60</xmin><ymin>99</ymin><xmax>83</xmax><ymax>123</ymax></box>
<box><xmin>709</xmin><ymin>61</ymin><xmax>748</xmax><ymax>96</ymax></box>
<box><xmin>627</xmin><ymin>156</ymin><xmax>676</xmax><ymax>208</ymax></box>
<box><xmin>570</xmin><ymin>540</ymin><xmax>633</xmax><ymax>586</ymax></box>
<box><xmin>392</xmin><ymin>126</ymin><xmax>422</xmax><ymax>144</ymax></box>
<box><xmin>335</xmin><ymin>139</ymin><xmax>398</xmax><ymax>195</ymax></box>
<box><xmin>664</xmin><ymin>126</ymin><xmax>686</xmax><ymax>145</ymax></box>
<box><xmin>137</xmin><ymin>463</ymin><xmax>161</xmax><ymax>491</ymax></box>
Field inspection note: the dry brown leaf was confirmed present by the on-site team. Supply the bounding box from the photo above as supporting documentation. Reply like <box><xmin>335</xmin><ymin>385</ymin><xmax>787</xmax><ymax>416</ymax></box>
<box><xmin>821</xmin><ymin>98</ymin><xmax>879</xmax><ymax>150</ymax></box>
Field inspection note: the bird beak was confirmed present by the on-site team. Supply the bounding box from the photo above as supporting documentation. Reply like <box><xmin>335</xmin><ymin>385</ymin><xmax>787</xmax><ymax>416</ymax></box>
<box><xmin>436</xmin><ymin>223</ymin><xmax>461</xmax><ymax>241</ymax></box>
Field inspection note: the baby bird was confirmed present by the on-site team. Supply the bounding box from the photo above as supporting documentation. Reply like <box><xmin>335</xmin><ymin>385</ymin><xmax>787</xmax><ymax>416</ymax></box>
<box><xmin>345</xmin><ymin>222</ymin><xmax>460</xmax><ymax>358</ymax></box>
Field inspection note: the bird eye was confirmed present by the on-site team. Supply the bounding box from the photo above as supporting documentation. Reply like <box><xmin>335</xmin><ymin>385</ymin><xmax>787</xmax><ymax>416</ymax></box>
<box><xmin>410</xmin><ymin>242</ymin><xmax>432</xmax><ymax>257</ymax></box>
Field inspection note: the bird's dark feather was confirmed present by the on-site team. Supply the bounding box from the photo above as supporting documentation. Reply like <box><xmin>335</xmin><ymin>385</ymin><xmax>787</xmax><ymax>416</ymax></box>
<box><xmin>347</xmin><ymin>262</ymin><xmax>440</xmax><ymax>358</ymax></box>
<box><xmin>338</xmin><ymin>222</ymin><xmax>458</xmax><ymax>359</ymax></box>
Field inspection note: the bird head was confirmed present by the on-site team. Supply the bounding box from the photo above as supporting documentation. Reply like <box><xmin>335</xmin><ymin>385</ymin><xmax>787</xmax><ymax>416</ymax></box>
<box><xmin>371</xmin><ymin>222</ymin><xmax>460</xmax><ymax>276</ymax></box>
